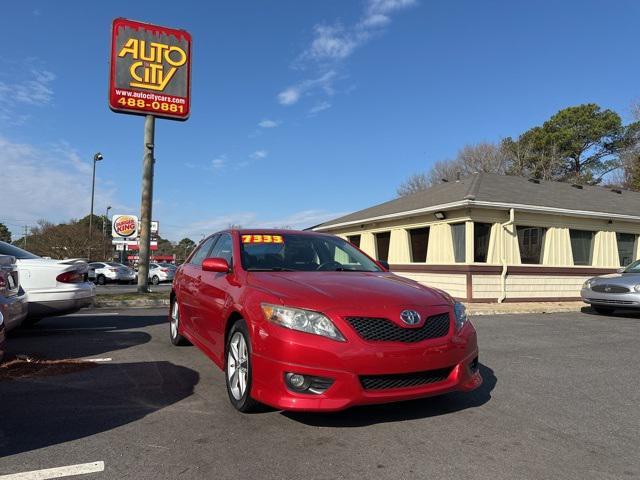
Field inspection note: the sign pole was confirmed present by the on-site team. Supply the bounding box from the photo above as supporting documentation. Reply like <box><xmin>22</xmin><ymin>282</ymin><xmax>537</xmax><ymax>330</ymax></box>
<box><xmin>137</xmin><ymin>114</ymin><xmax>155</xmax><ymax>293</ymax></box>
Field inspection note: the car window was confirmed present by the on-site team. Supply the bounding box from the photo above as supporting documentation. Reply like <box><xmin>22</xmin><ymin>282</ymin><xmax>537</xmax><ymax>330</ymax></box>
<box><xmin>209</xmin><ymin>233</ymin><xmax>234</xmax><ymax>265</ymax></box>
<box><xmin>0</xmin><ymin>241</ymin><xmax>40</xmax><ymax>259</ymax></box>
<box><xmin>189</xmin><ymin>236</ymin><xmax>217</xmax><ymax>266</ymax></box>
<box><xmin>623</xmin><ymin>260</ymin><xmax>640</xmax><ymax>273</ymax></box>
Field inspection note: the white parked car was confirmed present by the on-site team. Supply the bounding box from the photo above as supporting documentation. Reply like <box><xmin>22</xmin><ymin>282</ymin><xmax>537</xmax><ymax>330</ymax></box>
<box><xmin>148</xmin><ymin>263</ymin><xmax>175</xmax><ymax>285</ymax></box>
<box><xmin>88</xmin><ymin>262</ymin><xmax>136</xmax><ymax>285</ymax></box>
<box><xmin>0</xmin><ymin>241</ymin><xmax>95</xmax><ymax>322</ymax></box>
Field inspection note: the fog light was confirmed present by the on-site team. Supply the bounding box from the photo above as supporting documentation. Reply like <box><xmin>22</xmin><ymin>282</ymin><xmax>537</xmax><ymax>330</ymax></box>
<box><xmin>288</xmin><ymin>373</ymin><xmax>306</xmax><ymax>388</ymax></box>
<box><xmin>284</xmin><ymin>372</ymin><xmax>334</xmax><ymax>394</ymax></box>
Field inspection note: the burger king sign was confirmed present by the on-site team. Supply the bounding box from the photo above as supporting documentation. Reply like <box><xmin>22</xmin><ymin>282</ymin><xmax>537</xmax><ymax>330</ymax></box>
<box><xmin>112</xmin><ymin>214</ymin><xmax>139</xmax><ymax>239</ymax></box>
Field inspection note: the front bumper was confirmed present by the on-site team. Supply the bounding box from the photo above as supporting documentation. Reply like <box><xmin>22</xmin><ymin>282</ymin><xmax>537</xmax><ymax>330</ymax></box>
<box><xmin>580</xmin><ymin>288</ymin><xmax>640</xmax><ymax>308</ymax></box>
<box><xmin>250</xmin><ymin>322</ymin><xmax>481</xmax><ymax>412</ymax></box>
<box><xmin>0</xmin><ymin>289</ymin><xmax>28</xmax><ymax>332</ymax></box>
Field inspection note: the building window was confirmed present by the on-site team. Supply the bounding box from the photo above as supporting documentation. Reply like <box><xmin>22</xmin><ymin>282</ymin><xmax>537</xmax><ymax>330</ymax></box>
<box><xmin>474</xmin><ymin>223</ymin><xmax>492</xmax><ymax>263</ymax></box>
<box><xmin>374</xmin><ymin>231</ymin><xmax>391</xmax><ymax>262</ymax></box>
<box><xmin>516</xmin><ymin>226</ymin><xmax>546</xmax><ymax>264</ymax></box>
<box><xmin>451</xmin><ymin>223</ymin><xmax>466</xmax><ymax>263</ymax></box>
<box><xmin>569</xmin><ymin>229</ymin><xmax>595</xmax><ymax>266</ymax></box>
<box><xmin>408</xmin><ymin>227</ymin><xmax>429</xmax><ymax>262</ymax></box>
<box><xmin>616</xmin><ymin>233</ymin><xmax>636</xmax><ymax>267</ymax></box>
<box><xmin>347</xmin><ymin>235</ymin><xmax>361</xmax><ymax>248</ymax></box>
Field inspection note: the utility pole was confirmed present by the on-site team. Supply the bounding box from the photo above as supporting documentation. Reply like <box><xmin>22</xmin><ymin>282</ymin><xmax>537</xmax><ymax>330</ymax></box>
<box><xmin>103</xmin><ymin>205</ymin><xmax>112</xmax><ymax>260</ymax></box>
<box><xmin>137</xmin><ymin>115</ymin><xmax>155</xmax><ymax>293</ymax></box>
<box><xmin>88</xmin><ymin>152</ymin><xmax>104</xmax><ymax>260</ymax></box>
<box><xmin>23</xmin><ymin>225</ymin><xmax>28</xmax><ymax>249</ymax></box>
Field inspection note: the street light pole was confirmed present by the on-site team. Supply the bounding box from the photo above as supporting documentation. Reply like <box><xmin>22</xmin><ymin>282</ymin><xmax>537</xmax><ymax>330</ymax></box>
<box><xmin>103</xmin><ymin>205</ymin><xmax>112</xmax><ymax>260</ymax></box>
<box><xmin>88</xmin><ymin>152</ymin><xmax>103</xmax><ymax>260</ymax></box>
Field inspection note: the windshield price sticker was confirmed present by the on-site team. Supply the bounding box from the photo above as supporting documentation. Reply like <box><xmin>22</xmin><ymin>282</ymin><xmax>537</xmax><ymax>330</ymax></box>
<box><xmin>242</xmin><ymin>235</ymin><xmax>284</xmax><ymax>244</ymax></box>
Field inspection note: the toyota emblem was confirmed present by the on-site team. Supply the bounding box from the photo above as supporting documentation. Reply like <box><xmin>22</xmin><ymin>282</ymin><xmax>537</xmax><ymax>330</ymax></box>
<box><xmin>400</xmin><ymin>310</ymin><xmax>421</xmax><ymax>325</ymax></box>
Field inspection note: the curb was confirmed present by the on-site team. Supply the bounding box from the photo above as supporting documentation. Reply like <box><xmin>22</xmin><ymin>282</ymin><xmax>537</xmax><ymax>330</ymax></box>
<box><xmin>93</xmin><ymin>299</ymin><xmax>170</xmax><ymax>309</ymax></box>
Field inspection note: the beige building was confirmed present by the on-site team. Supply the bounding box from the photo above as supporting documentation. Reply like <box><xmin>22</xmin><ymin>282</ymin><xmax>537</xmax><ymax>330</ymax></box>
<box><xmin>313</xmin><ymin>173</ymin><xmax>640</xmax><ymax>302</ymax></box>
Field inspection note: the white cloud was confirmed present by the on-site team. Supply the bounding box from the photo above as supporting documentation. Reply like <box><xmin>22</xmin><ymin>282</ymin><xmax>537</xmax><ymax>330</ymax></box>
<box><xmin>278</xmin><ymin>0</ymin><xmax>417</xmax><ymax>110</ymax></box>
<box><xmin>309</xmin><ymin>101</ymin><xmax>332</xmax><ymax>116</ymax></box>
<box><xmin>250</xmin><ymin>150</ymin><xmax>268</xmax><ymax>160</ymax></box>
<box><xmin>278</xmin><ymin>70</ymin><xmax>337</xmax><ymax>106</ymax></box>
<box><xmin>258</xmin><ymin>119</ymin><xmax>280</xmax><ymax>128</ymax></box>
<box><xmin>278</xmin><ymin>87</ymin><xmax>302</xmax><ymax>106</ymax></box>
<box><xmin>211</xmin><ymin>157</ymin><xmax>227</xmax><ymax>170</ymax></box>
<box><xmin>0</xmin><ymin>66</ymin><xmax>55</xmax><ymax>123</ymax></box>
<box><xmin>304</xmin><ymin>24</ymin><xmax>363</xmax><ymax>62</ymax></box>
<box><xmin>0</xmin><ymin>136</ymin><xmax>125</xmax><ymax>237</ymax></box>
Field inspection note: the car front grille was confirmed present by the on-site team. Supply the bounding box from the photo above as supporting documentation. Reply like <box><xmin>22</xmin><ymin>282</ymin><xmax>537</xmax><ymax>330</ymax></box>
<box><xmin>586</xmin><ymin>298</ymin><xmax>638</xmax><ymax>305</ymax></box>
<box><xmin>359</xmin><ymin>367</ymin><xmax>453</xmax><ymax>390</ymax></box>
<box><xmin>591</xmin><ymin>284</ymin><xmax>630</xmax><ymax>293</ymax></box>
<box><xmin>346</xmin><ymin>313</ymin><xmax>450</xmax><ymax>343</ymax></box>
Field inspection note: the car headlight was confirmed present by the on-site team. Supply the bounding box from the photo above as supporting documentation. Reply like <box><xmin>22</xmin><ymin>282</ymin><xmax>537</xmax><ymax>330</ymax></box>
<box><xmin>454</xmin><ymin>302</ymin><xmax>468</xmax><ymax>331</ymax></box>
<box><xmin>634</xmin><ymin>284</ymin><xmax>640</xmax><ymax>293</ymax></box>
<box><xmin>261</xmin><ymin>304</ymin><xmax>345</xmax><ymax>341</ymax></box>
<box><xmin>583</xmin><ymin>279</ymin><xmax>593</xmax><ymax>289</ymax></box>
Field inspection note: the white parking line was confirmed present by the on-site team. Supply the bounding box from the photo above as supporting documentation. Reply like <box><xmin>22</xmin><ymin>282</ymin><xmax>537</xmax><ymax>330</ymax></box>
<box><xmin>0</xmin><ymin>461</ymin><xmax>104</xmax><ymax>479</ymax></box>
<box><xmin>84</xmin><ymin>358</ymin><xmax>112</xmax><ymax>363</ymax></box>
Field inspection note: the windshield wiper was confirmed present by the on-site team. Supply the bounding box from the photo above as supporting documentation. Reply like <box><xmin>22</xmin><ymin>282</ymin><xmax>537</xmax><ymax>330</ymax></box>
<box><xmin>246</xmin><ymin>267</ymin><xmax>297</xmax><ymax>272</ymax></box>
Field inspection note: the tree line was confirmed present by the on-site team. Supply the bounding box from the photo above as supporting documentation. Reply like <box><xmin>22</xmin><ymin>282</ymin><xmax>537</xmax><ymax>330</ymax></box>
<box><xmin>397</xmin><ymin>103</ymin><xmax>640</xmax><ymax>196</ymax></box>
<box><xmin>0</xmin><ymin>216</ymin><xmax>197</xmax><ymax>264</ymax></box>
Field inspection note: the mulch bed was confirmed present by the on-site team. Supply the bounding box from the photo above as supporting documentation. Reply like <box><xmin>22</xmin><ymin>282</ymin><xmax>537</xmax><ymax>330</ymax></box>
<box><xmin>0</xmin><ymin>355</ymin><xmax>97</xmax><ymax>381</ymax></box>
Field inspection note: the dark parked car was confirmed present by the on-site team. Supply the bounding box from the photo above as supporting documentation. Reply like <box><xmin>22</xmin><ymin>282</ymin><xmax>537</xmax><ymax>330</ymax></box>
<box><xmin>0</xmin><ymin>254</ymin><xmax>28</xmax><ymax>332</ymax></box>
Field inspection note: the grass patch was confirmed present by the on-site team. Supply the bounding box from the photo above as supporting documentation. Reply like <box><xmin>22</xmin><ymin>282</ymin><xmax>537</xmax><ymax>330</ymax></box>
<box><xmin>95</xmin><ymin>292</ymin><xmax>169</xmax><ymax>302</ymax></box>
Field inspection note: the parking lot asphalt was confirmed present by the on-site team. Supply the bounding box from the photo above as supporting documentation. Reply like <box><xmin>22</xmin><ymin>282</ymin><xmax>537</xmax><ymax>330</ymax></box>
<box><xmin>1</xmin><ymin>308</ymin><xmax>638</xmax><ymax>479</ymax></box>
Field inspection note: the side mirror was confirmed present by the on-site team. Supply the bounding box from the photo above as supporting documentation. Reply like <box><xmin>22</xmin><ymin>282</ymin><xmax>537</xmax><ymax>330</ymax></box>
<box><xmin>616</xmin><ymin>267</ymin><xmax>625</xmax><ymax>273</ymax></box>
<box><xmin>202</xmin><ymin>257</ymin><xmax>230</xmax><ymax>273</ymax></box>
<box><xmin>378</xmin><ymin>260</ymin><xmax>390</xmax><ymax>271</ymax></box>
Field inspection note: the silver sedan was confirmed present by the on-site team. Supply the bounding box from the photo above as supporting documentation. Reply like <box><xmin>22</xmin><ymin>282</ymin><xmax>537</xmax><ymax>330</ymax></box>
<box><xmin>581</xmin><ymin>260</ymin><xmax>640</xmax><ymax>314</ymax></box>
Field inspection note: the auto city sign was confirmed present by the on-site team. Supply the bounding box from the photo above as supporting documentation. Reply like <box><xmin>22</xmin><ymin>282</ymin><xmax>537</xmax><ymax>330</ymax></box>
<box><xmin>109</xmin><ymin>18</ymin><xmax>191</xmax><ymax>120</ymax></box>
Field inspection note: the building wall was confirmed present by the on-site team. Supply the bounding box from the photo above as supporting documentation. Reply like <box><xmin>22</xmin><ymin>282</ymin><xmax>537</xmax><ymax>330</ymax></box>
<box><xmin>324</xmin><ymin>207</ymin><xmax>640</xmax><ymax>302</ymax></box>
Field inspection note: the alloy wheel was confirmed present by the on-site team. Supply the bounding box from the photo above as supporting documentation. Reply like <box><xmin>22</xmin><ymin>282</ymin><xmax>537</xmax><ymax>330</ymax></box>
<box><xmin>227</xmin><ymin>331</ymin><xmax>249</xmax><ymax>400</ymax></box>
<box><xmin>170</xmin><ymin>300</ymin><xmax>179</xmax><ymax>339</ymax></box>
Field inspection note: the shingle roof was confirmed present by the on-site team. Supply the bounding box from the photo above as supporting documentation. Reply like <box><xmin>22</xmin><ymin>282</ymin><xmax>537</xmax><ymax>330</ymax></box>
<box><xmin>315</xmin><ymin>173</ymin><xmax>640</xmax><ymax>229</ymax></box>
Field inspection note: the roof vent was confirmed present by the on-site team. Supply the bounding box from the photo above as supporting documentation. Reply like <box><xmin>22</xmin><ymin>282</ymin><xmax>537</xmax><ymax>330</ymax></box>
<box><xmin>611</xmin><ymin>188</ymin><xmax>622</xmax><ymax>194</ymax></box>
<box><xmin>528</xmin><ymin>178</ymin><xmax>540</xmax><ymax>184</ymax></box>
<box><xmin>571</xmin><ymin>184</ymin><xmax>583</xmax><ymax>190</ymax></box>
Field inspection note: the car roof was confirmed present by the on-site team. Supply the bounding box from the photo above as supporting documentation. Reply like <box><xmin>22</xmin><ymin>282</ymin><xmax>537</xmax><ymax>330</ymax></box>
<box><xmin>231</xmin><ymin>229</ymin><xmax>333</xmax><ymax>236</ymax></box>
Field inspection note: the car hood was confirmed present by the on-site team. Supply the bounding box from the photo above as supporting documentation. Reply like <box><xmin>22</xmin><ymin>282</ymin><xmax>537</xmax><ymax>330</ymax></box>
<box><xmin>247</xmin><ymin>271</ymin><xmax>450</xmax><ymax>311</ymax></box>
<box><xmin>590</xmin><ymin>273</ymin><xmax>640</xmax><ymax>285</ymax></box>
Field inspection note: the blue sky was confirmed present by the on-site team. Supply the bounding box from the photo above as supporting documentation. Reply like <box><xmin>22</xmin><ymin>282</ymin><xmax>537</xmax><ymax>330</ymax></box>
<box><xmin>1</xmin><ymin>0</ymin><xmax>639</xmax><ymax>241</ymax></box>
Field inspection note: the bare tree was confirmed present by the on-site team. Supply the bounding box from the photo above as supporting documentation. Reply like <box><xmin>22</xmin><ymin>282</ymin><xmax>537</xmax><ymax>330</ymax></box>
<box><xmin>398</xmin><ymin>142</ymin><xmax>509</xmax><ymax>196</ymax></box>
<box><xmin>396</xmin><ymin>172</ymin><xmax>430</xmax><ymax>197</ymax></box>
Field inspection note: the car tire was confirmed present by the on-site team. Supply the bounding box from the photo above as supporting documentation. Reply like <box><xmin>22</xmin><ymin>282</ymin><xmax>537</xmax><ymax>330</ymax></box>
<box><xmin>225</xmin><ymin>319</ymin><xmax>260</xmax><ymax>413</ymax></box>
<box><xmin>97</xmin><ymin>275</ymin><xmax>106</xmax><ymax>285</ymax></box>
<box><xmin>593</xmin><ymin>306</ymin><xmax>615</xmax><ymax>315</ymax></box>
<box><xmin>151</xmin><ymin>275</ymin><xmax>160</xmax><ymax>285</ymax></box>
<box><xmin>169</xmin><ymin>299</ymin><xmax>190</xmax><ymax>346</ymax></box>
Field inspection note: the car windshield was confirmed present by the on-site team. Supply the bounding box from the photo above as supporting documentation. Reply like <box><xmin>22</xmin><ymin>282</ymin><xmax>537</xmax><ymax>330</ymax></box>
<box><xmin>623</xmin><ymin>260</ymin><xmax>640</xmax><ymax>273</ymax></box>
<box><xmin>240</xmin><ymin>233</ymin><xmax>382</xmax><ymax>272</ymax></box>
<box><xmin>0</xmin><ymin>241</ymin><xmax>40</xmax><ymax>259</ymax></box>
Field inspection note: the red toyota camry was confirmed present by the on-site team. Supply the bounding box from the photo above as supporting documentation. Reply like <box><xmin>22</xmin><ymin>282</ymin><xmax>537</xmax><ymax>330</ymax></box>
<box><xmin>170</xmin><ymin>230</ymin><xmax>481</xmax><ymax>412</ymax></box>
